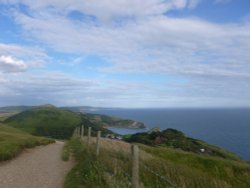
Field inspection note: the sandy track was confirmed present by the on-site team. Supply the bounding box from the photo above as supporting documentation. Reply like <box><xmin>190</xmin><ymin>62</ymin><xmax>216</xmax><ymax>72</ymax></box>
<box><xmin>0</xmin><ymin>141</ymin><xmax>74</xmax><ymax>188</ymax></box>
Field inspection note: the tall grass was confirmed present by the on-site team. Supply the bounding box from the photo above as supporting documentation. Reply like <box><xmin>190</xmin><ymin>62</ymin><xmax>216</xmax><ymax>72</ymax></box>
<box><xmin>65</xmin><ymin>137</ymin><xmax>250</xmax><ymax>188</ymax></box>
<box><xmin>0</xmin><ymin>124</ymin><xmax>54</xmax><ymax>161</ymax></box>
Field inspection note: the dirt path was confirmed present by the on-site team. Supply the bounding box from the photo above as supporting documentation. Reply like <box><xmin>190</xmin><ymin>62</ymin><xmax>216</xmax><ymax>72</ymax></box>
<box><xmin>0</xmin><ymin>141</ymin><xmax>74</xmax><ymax>188</ymax></box>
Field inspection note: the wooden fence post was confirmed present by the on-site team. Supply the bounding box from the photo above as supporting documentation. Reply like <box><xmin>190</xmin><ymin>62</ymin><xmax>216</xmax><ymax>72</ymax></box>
<box><xmin>87</xmin><ymin>127</ymin><xmax>92</xmax><ymax>147</ymax></box>
<box><xmin>78</xmin><ymin>127</ymin><xmax>80</xmax><ymax>137</ymax></box>
<box><xmin>96</xmin><ymin>131</ymin><xmax>101</xmax><ymax>157</ymax></box>
<box><xmin>76</xmin><ymin>127</ymin><xmax>79</xmax><ymax>137</ymax></box>
<box><xmin>81</xmin><ymin>125</ymin><xmax>84</xmax><ymax>139</ymax></box>
<box><xmin>131</xmin><ymin>144</ymin><xmax>139</xmax><ymax>188</ymax></box>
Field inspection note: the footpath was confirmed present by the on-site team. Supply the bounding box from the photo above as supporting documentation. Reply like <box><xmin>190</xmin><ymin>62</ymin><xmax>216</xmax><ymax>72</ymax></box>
<box><xmin>0</xmin><ymin>141</ymin><xmax>73</xmax><ymax>188</ymax></box>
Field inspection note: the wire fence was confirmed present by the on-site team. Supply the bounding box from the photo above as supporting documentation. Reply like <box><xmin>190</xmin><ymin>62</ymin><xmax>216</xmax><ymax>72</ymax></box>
<box><xmin>140</xmin><ymin>162</ymin><xmax>179</xmax><ymax>188</ymax></box>
<box><xmin>73</xmin><ymin>126</ymin><xmax>179</xmax><ymax>188</ymax></box>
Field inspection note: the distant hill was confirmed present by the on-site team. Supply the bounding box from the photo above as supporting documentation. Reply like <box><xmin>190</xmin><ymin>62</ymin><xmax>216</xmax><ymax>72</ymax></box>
<box><xmin>61</xmin><ymin>106</ymin><xmax>121</xmax><ymax>113</ymax></box>
<box><xmin>4</xmin><ymin>105</ymin><xmax>144</xmax><ymax>139</ymax></box>
<box><xmin>85</xmin><ymin>113</ymin><xmax>145</xmax><ymax>128</ymax></box>
<box><xmin>4</xmin><ymin>106</ymin><xmax>83</xmax><ymax>139</ymax></box>
<box><xmin>125</xmin><ymin>128</ymin><xmax>240</xmax><ymax>160</ymax></box>
<box><xmin>0</xmin><ymin>106</ymin><xmax>33</xmax><ymax>113</ymax></box>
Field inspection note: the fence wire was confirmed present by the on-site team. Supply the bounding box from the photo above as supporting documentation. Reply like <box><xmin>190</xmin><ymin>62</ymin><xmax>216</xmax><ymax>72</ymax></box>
<box><xmin>139</xmin><ymin>162</ymin><xmax>179</xmax><ymax>188</ymax></box>
<box><xmin>73</xmin><ymin>128</ymin><xmax>179</xmax><ymax>188</ymax></box>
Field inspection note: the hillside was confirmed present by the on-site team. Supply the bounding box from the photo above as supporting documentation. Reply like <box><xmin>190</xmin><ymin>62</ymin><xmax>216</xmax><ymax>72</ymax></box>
<box><xmin>3</xmin><ymin>105</ymin><xmax>147</xmax><ymax>139</ymax></box>
<box><xmin>4</xmin><ymin>105</ymin><xmax>118</xmax><ymax>139</ymax></box>
<box><xmin>65</xmin><ymin>137</ymin><xmax>250</xmax><ymax>188</ymax></box>
<box><xmin>0</xmin><ymin>124</ymin><xmax>53</xmax><ymax>161</ymax></box>
<box><xmin>125</xmin><ymin>128</ymin><xmax>240</xmax><ymax>160</ymax></box>
<box><xmin>4</xmin><ymin>105</ymin><xmax>82</xmax><ymax>139</ymax></box>
<box><xmin>85</xmin><ymin>113</ymin><xmax>145</xmax><ymax>128</ymax></box>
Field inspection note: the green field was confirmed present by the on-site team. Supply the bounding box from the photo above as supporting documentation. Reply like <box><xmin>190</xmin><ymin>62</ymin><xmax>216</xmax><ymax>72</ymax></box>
<box><xmin>0</xmin><ymin>124</ymin><xmax>54</xmax><ymax>161</ymax></box>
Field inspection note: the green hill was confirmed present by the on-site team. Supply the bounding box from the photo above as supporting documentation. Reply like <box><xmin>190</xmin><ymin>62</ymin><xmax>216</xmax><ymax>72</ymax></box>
<box><xmin>125</xmin><ymin>128</ymin><xmax>240</xmax><ymax>160</ymax></box>
<box><xmin>4</xmin><ymin>105</ymin><xmax>116</xmax><ymax>139</ymax></box>
<box><xmin>4</xmin><ymin>105</ymin><xmax>82</xmax><ymax>139</ymax></box>
<box><xmin>4</xmin><ymin>105</ymin><xmax>148</xmax><ymax>139</ymax></box>
<box><xmin>85</xmin><ymin>113</ymin><xmax>145</xmax><ymax>128</ymax></box>
<box><xmin>0</xmin><ymin>124</ymin><xmax>53</xmax><ymax>161</ymax></box>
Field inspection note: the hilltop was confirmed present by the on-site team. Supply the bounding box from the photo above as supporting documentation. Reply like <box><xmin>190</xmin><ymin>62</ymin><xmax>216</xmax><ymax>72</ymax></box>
<box><xmin>4</xmin><ymin>105</ymin><xmax>82</xmax><ymax>139</ymax></box>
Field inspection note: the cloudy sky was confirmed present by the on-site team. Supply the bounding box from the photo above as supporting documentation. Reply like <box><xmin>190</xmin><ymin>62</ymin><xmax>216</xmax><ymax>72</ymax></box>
<box><xmin>0</xmin><ymin>0</ymin><xmax>250</xmax><ymax>108</ymax></box>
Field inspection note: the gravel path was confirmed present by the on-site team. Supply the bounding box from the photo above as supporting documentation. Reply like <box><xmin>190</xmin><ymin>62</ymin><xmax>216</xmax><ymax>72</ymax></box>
<box><xmin>0</xmin><ymin>141</ymin><xmax>74</xmax><ymax>188</ymax></box>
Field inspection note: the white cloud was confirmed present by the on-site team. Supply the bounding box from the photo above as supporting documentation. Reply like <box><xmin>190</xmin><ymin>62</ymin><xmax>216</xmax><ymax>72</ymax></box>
<box><xmin>0</xmin><ymin>43</ymin><xmax>50</xmax><ymax>72</ymax></box>
<box><xmin>1</xmin><ymin>0</ymin><xmax>196</xmax><ymax>21</ymax></box>
<box><xmin>9</xmin><ymin>2</ymin><xmax>249</xmax><ymax>76</ymax></box>
<box><xmin>0</xmin><ymin>43</ymin><xmax>47</xmax><ymax>59</ymax></box>
<box><xmin>0</xmin><ymin>0</ymin><xmax>250</xmax><ymax>107</ymax></box>
<box><xmin>0</xmin><ymin>55</ymin><xmax>27</xmax><ymax>73</ymax></box>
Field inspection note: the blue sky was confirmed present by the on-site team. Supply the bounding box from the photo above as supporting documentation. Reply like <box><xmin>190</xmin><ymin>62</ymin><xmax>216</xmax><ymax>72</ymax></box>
<box><xmin>0</xmin><ymin>0</ymin><xmax>250</xmax><ymax>108</ymax></box>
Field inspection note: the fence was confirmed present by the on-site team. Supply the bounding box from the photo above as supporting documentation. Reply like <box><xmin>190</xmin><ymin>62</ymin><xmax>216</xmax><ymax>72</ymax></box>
<box><xmin>73</xmin><ymin>126</ymin><xmax>179</xmax><ymax>188</ymax></box>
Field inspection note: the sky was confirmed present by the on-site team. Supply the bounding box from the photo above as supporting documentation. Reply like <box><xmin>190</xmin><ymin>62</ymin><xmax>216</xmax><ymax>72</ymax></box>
<box><xmin>0</xmin><ymin>0</ymin><xmax>250</xmax><ymax>108</ymax></box>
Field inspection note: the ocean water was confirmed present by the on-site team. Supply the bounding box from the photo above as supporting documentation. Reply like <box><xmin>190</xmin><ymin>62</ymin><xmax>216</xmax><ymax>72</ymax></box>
<box><xmin>89</xmin><ymin>108</ymin><xmax>250</xmax><ymax>161</ymax></box>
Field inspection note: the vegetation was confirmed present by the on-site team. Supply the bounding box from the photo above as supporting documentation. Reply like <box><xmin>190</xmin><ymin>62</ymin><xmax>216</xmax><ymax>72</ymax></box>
<box><xmin>62</xmin><ymin>141</ymin><xmax>70</xmax><ymax>161</ymax></box>
<box><xmin>64</xmin><ymin>138</ymin><xmax>131</xmax><ymax>188</ymax></box>
<box><xmin>125</xmin><ymin>128</ymin><xmax>240</xmax><ymax>160</ymax></box>
<box><xmin>0</xmin><ymin>112</ymin><xmax>17</xmax><ymax>122</ymax></box>
<box><xmin>0</xmin><ymin>123</ymin><xmax>53</xmax><ymax>161</ymax></box>
<box><xmin>140</xmin><ymin>144</ymin><xmax>250</xmax><ymax>188</ymax></box>
<box><xmin>4</xmin><ymin>105</ymin><xmax>83</xmax><ymax>139</ymax></box>
<box><xmin>3</xmin><ymin>105</ymin><xmax>139</xmax><ymax>139</ymax></box>
<box><xmin>65</xmin><ymin>136</ymin><xmax>250</xmax><ymax>188</ymax></box>
<box><xmin>85</xmin><ymin>113</ymin><xmax>145</xmax><ymax>128</ymax></box>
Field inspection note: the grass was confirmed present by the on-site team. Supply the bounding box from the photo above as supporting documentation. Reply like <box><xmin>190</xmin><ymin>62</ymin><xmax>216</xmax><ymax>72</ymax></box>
<box><xmin>125</xmin><ymin>129</ymin><xmax>240</xmax><ymax>160</ymax></box>
<box><xmin>64</xmin><ymin>137</ymin><xmax>250</xmax><ymax>188</ymax></box>
<box><xmin>4</xmin><ymin>106</ymin><xmax>82</xmax><ymax>139</ymax></box>
<box><xmin>0</xmin><ymin>123</ymin><xmax>54</xmax><ymax>161</ymax></box>
<box><xmin>62</xmin><ymin>141</ymin><xmax>70</xmax><ymax>161</ymax></box>
<box><xmin>0</xmin><ymin>112</ymin><xmax>17</xmax><ymax>122</ymax></box>
<box><xmin>140</xmin><ymin>144</ymin><xmax>250</xmax><ymax>188</ymax></box>
<box><xmin>4</xmin><ymin>105</ymin><xmax>114</xmax><ymax>139</ymax></box>
<box><xmin>64</xmin><ymin>138</ymin><xmax>131</xmax><ymax>188</ymax></box>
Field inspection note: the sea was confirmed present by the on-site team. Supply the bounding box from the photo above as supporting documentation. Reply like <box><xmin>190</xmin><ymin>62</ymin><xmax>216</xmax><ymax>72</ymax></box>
<box><xmin>86</xmin><ymin>108</ymin><xmax>250</xmax><ymax>161</ymax></box>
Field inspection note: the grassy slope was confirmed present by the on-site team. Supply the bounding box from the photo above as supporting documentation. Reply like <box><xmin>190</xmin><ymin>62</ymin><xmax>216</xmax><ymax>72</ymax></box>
<box><xmin>4</xmin><ymin>106</ymin><xmax>82</xmax><ymax>139</ymax></box>
<box><xmin>0</xmin><ymin>112</ymin><xmax>18</xmax><ymax>122</ymax></box>
<box><xmin>4</xmin><ymin>105</ymin><xmax>114</xmax><ymax>139</ymax></box>
<box><xmin>125</xmin><ymin>129</ymin><xmax>240</xmax><ymax>160</ymax></box>
<box><xmin>0</xmin><ymin>124</ymin><xmax>54</xmax><ymax>161</ymax></box>
<box><xmin>140</xmin><ymin>144</ymin><xmax>250</xmax><ymax>188</ymax></box>
<box><xmin>65</xmin><ymin>137</ymin><xmax>250</xmax><ymax>188</ymax></box>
